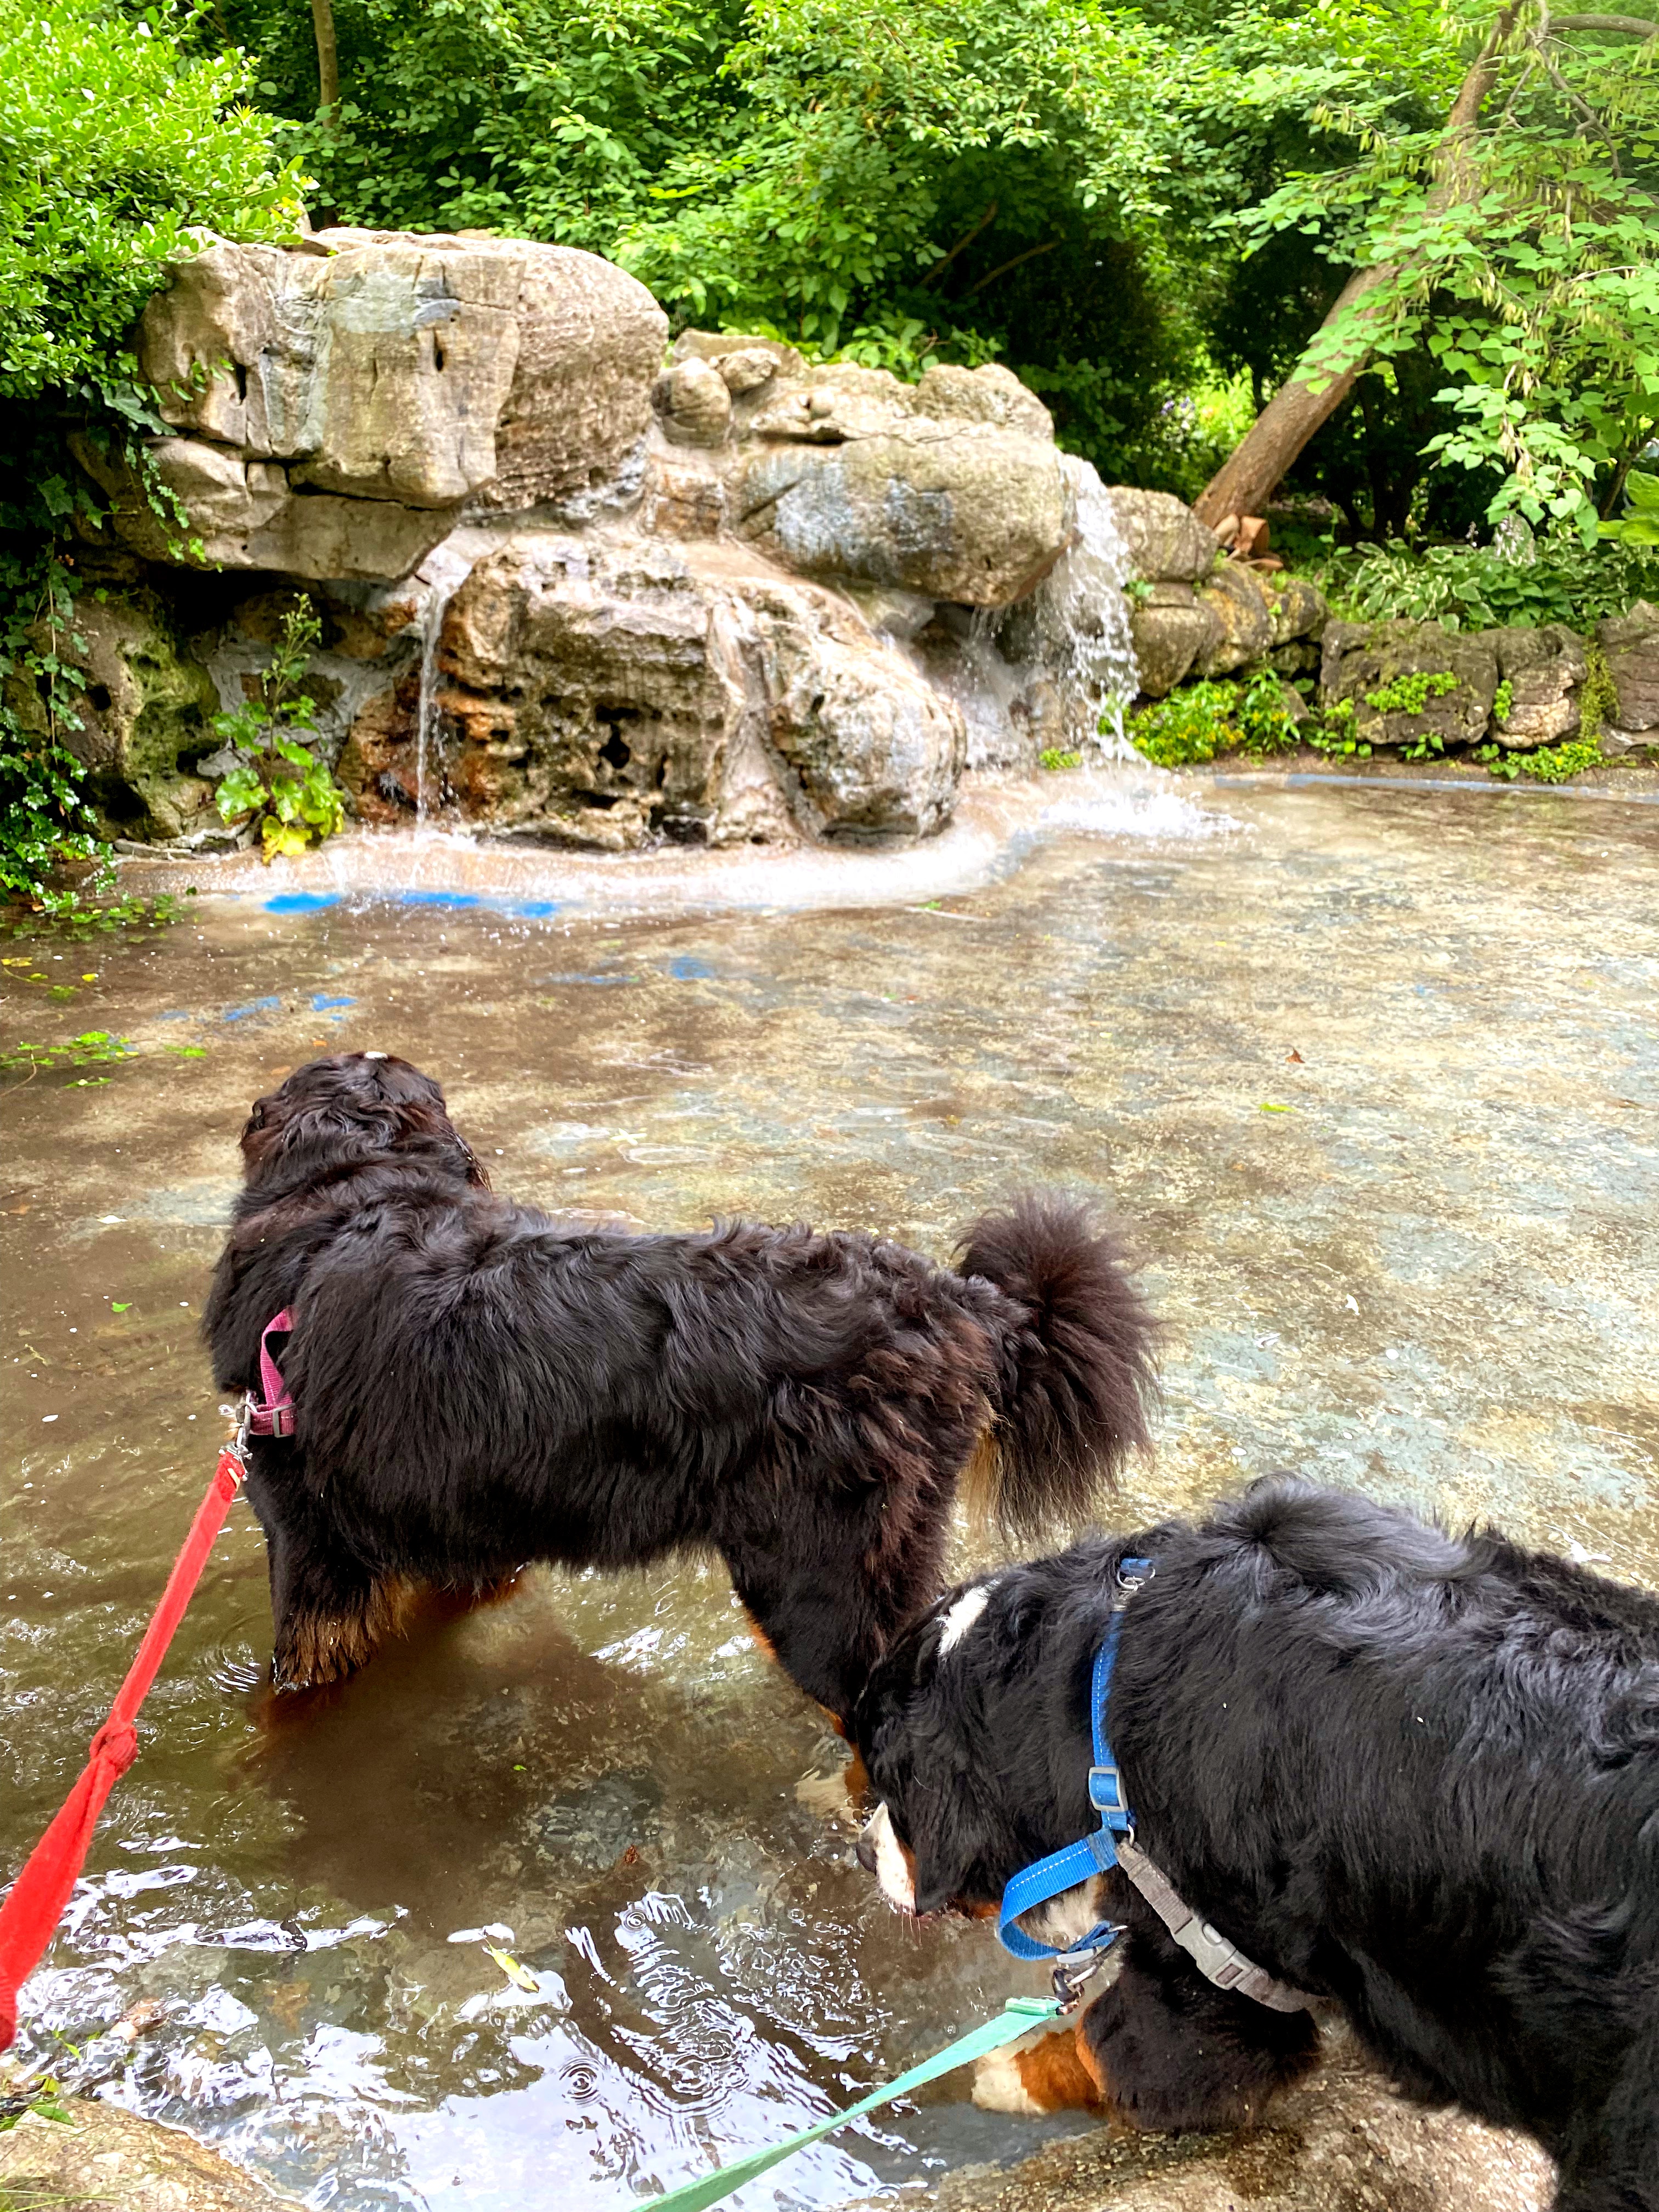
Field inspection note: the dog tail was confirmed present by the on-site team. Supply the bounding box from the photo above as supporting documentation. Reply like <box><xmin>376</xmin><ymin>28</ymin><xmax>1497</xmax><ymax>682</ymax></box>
<box><xmin>955</xmin><ymin>1194</ymin><xmax>1158</xmax><ymax>1536</ymax></box>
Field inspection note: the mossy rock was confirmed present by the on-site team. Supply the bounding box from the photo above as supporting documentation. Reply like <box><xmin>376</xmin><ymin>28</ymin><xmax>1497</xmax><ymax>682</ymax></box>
<box><xmin>1319</xmin><ymin>619</ymin><xmax>1498</xmax><ymax>751</ymax></box>
<box><xmin>49</xmin><ymin>587</ymin><xmax>223</xmax><ymax>841</ymax></box>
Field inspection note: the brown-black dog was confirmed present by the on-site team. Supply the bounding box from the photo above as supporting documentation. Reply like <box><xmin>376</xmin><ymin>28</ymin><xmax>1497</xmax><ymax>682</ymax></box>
<box><xmin>853</xmin><ymin>1480</ymin><xmax>1659</xmax><ymax>2210</ymax></box>
<box><xmin>204</xmin><ymin>1052</ymin><xmax>1156</xmax><ymax>1718</ymax></box>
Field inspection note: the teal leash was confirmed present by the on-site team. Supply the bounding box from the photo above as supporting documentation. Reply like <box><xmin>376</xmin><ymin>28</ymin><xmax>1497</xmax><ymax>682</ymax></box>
<box><xmin>636</xmin><ymin>1994</ymin><xmax>1062</xmax><ymax>2212</ymax></box>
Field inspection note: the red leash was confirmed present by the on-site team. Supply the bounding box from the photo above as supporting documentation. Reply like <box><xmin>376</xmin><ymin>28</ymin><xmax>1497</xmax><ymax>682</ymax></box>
<box><xmin>0</xmin><ymin>1442</ymin><xmax>246</xmax><ymax>2051</ymax></box>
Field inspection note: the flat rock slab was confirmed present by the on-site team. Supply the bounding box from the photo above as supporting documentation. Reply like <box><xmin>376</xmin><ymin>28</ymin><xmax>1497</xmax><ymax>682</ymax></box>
<box><xmin>880</xmin><ymin>2058</ymin><xmax>1553</xmax><ymax>2212</ymax></box>
<box><xmin>0</xmin><ymin>2098</ymin><xmax>303</xmax><ymax>2212</ymax></box>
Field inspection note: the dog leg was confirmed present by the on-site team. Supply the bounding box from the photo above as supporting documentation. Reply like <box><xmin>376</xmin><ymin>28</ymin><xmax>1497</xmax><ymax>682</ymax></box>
<box><xmin>267</xmin><ymin>1526</ymin><xmax>405</xmax><ymax>1689</ymax></box>
<box><xmin>974</xmin><ymin>2022</ymin><xmax>1103</xmax><ymax>2117</ymax></box>
<box><xmin>1078</xmin><ymin>1922</ymin><xmax>1321</xmax><ymax>2134</ymax></box>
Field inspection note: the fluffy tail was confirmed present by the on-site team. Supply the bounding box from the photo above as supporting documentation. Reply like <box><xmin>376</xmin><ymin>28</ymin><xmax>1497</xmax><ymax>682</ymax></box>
<box><xmin>955</xmin><ymin>1193</ymin><xmax>1158</xmax><ymax>1536</ymax></box>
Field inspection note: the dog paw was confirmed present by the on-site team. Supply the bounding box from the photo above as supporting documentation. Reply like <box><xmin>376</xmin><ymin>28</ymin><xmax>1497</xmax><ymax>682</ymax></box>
<box><xmin>973</xmin><ymin>2027</ymin><xmax>1101</xmax><ymax>2117</ymax></box>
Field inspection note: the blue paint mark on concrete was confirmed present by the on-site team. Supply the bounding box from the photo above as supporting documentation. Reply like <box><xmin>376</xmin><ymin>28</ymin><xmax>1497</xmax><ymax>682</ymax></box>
<box><xmin>311</xmin><ymin>994</ymin><xmax>356</xmax><ymax>1011</ymax></box>
<box><xmin>223</xmin><ymin>995</ymin><xmax>282</xmax><ymax>1022</ymax></box>
<box><xmin>157</xmin><ymin>1010</ymin><xmax>194</xmax><ymax>1022</ymax></box>
<box><xmin>266</xmin><ymin>892</ymin><xmax>340</xmax><ymax>913</ymax></box>
<box><xmin>668</xmin><ymin>955</ymin><xmax>716</xmax><ymax>980</ymax></box>
<box><xmin>495</xmin><ymin>900</ymin><xmax>561</xmax><ymax>918</ymax></box>
<box><xmin>395</xmin><ymin>891</ymin><xmax>481</xmax><ymax>909</ymax></box>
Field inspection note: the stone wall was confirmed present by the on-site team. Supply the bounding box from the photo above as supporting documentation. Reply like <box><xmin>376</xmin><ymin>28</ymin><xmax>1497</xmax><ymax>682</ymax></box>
<box><xmin>1118</xmin><ymin>486</ymin><xmax>1659</xmax><ymax>761</ymax></box>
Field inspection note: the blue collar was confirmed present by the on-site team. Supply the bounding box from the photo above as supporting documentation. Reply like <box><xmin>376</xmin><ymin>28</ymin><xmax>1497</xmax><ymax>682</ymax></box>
<box><xmin>997</xmin><ymin>1557</ymin><xmax>1154</xmax><ymax>1967</ymax></box>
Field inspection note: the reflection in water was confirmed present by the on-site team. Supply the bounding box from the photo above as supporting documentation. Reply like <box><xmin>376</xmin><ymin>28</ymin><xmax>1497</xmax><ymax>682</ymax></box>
<box><xmin>2</xmin><ymin>778</ymin><xmax>1656</xmax><ymax>2206</ymax></box>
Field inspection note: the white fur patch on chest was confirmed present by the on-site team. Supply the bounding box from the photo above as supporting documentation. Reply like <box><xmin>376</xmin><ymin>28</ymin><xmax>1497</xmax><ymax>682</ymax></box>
<box><xmin>864</xmin><ymin>1802</ymin><xmax>916</xmax><ymax>1913</ymax></box>
<box><xmin>938</xmin><ymin>1581</ymin><xmax>993</xmax><ymax>1655</ymax></box>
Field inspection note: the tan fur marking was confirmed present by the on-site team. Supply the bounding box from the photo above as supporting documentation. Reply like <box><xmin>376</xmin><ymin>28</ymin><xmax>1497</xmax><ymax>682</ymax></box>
<box><xmin>957</xmin><ymin>1419</ymin><xmax>1001</xmax><ymax>1537</ymax></box>
<box><xmin>277</xmin><ymin>1576</ymin><xmax>410</xmax><ymax>1688</ymax></box>
<box><xmin>1015</xmin><ymin>2027</ymin><xmax>1105</xmax><ymax>2114</ymax></box>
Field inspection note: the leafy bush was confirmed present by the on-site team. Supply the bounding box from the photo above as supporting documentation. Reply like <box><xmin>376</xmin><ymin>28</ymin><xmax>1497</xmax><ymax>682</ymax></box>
<box><xmin>211</xmin><ymin>603</ymin><xmax>347</xmax><ymax>859</ymax></box>
<box><xmin>1318</xmin><ymin>536</ymin><xmax>1659</xmax><ymax>635</ymax></box>
<box><xmin>1600</xmin><ymin>471</ymin><xmax>1659</xmax><ymax>551</ymax></box>
<box><xmin>1</xmin><ymin>0</ymin><xmax>302</xmax><ymax>898</ymax></box>
<box><xmin>1130</xmin><ymin>669</ymin><xmax>1302</xmax><ymax>768</ymax></box>
<box><xmin>1</xmin><ymin>0</ymin><xmax>305</xmax><ymax>400</ymax></box>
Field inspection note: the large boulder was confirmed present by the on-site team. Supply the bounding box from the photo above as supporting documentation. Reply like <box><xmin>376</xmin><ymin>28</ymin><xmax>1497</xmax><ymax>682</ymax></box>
<box><xmin>336</xmin><ymin>531</ymin><xmax>965</xmax><ymax>845</ymax></box>
<box><xmin>735</xmin><ymin>572</ymin><xmax>966</xmax><ymax>836</ymax></box>
<box><xmin>1129</xmin><ymin>584</ymin><xmax>1224</xmax><ymax>698</ymax></box>
<box><xmin>86</xmin><ymin>230</ymin><xmax>667</xmax><ymax>579</ymax></box>
<box><xmin>1101</xmin><ymin>487</ymin><xmax>1222</xmax><ymax>584</ymax></box>
<box><xmin>1595</xmin><ymin>600</ymin><xmax>1659</xmax><ymax>733</ymax></box>
<box><xmin>1321</xmin><ymin>619</ymin><xmax>1500</xmax><ymax>750</ymax></box>
<box><xmin>1194</xmin><ymin>560</ymin><xmax>1276</xmax><ymax>676</ymax></box>
<box><xmin>735</xmin><ymin>422</ymin><xmax>1069</xmax><ymax>607</ymax></box>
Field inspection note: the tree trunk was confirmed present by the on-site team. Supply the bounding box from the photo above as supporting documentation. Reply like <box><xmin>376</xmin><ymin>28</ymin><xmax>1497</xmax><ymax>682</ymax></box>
<box><xmin>310</xmin><ymin>0</ymin><xmax>340</xmax><ymax>126</ymax></box>
<box><xmin>1194</xmin><ymin>9</ymin><xmax>1515</xmax><ymax>531</ymax></box>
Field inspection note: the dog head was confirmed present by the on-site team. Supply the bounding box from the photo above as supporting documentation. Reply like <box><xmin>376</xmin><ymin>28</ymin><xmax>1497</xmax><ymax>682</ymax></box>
<box><xmin>240</xmin><ymin>1052</ymin><xmax>489</xmax><ymax>1191</ymax></box>
<box><xmin>852</xmin><ymin>1570</ymin><xmax>1056</xmax><ymax>1921</ymax></box>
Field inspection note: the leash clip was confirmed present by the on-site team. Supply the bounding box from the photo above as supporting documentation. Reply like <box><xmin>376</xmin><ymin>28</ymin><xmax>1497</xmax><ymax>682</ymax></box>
<box><xmin>1051</xmin><ymin>1940</ymin><xmax>1118</xmax><ymax>2013</ymax></box>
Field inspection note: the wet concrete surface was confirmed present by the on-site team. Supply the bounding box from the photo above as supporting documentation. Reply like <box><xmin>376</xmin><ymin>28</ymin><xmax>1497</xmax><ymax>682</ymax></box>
<box><xmin>2</xmin><ymin>774</ymin><xmax>1656</xmax><ymax>2208</ymax></box>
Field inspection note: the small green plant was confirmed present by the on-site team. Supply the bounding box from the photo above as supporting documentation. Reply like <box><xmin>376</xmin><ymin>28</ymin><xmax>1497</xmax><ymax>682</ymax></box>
<box><xmin>0</xmin><ymin>2073</ymin><xmax>72</xmax><ymax>2135</ymax></box>
<box><xmin>1492</xmin><ymin>679</ymin><xmax>1514</xmax><ymax>725</ymax></box>
<box><xmin>213</xmin><ymin>603</ymin><xmax>347</xmax><ymax>861</ymax></box>
<box><xmin>1038</xmin><ymin>747</ymin><xmax>1083</xmax><ymax>771</ymax></box>
<box><xmin>1363</xmin><ymin>669</ymin><xmax>1459</xmax><ymax>717</ymax></box>
<box><xmin>3</xmin><ymin>890</ymin><xmax>193</xmax><ymax>942</ymax></box>
<box><xmin>1599</xmin><ymin>470</ymin><xmax>1659</xmax><ymax>550</ymax></box>
<box><xmin>1305</xmin><ymin>697</ymin><xmax>1372</xmax><ymax>759</ymax></box>
<box><xmin>0</xmin><ymin>1030</ymin><xmax>132</xmax><ymax>1083</ymax></box>
<box><xmin>1130</xmin><ymin>669</ymin><xmax>1300</xmax><ymax>768</ymax></box>
<box><xmin>1472</xmin><ymin>743</ymin><xmax>1520</xmax><ymax>780</ymax></box>
<box><xmin>1515</xmin><ymin>735</ymin><xmax>1604</xmax><ymax>783</ymax></box>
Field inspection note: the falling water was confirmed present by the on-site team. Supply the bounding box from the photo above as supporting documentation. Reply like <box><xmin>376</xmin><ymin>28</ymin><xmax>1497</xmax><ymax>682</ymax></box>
<box><xmin>1024</xmin><ymin>455</ymin><xmax>1142</xmax><ymax>759</ymax></box>
<box><xmin>410</xmin><ymin>541</ymin><xmax>475</xmax><ymax>827</ymax></box>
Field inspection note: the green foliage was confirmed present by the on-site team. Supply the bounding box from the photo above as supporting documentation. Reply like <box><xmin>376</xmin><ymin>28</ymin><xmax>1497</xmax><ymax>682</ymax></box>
<box><xmin>3</xmin><ymin>890</ymin><xmax>194</xmax><ymax>941</ymax></box>
<box><xmin>1600</xmin><ymin>470</ymin><xmax>1659</xmax><ymax>550</ymax></box>
<box><xmin>1304</xmin><ymin>697</ymin><xmax>1372</xmax><ymax>758</ymax></box>
<box><xmin>1493</xmin><ymin>678</ymin><xmax>1514</xmax><ymax>725</ymax></box>
<box><xmin>0</xmin><ymin>1030</ymin><xmax>132</xmax><ymax>1082</ymax></box>
<box><xmin>0</xmin><ymin>548</ymin><xmax>101</xmax><ymax>899</ymax></box>
<box><xmin>1130</xmin><ymin>668</ymin><xmax>1302</xmax><ymax>766</ymax></box>
<box><xmin>1363</xmin><ymin>669</ymin><xmax>1458</xmax><ymax>716</ymax></box>
<box><xmin>1039</xmin><ymin>747</ymin><xmax>1083</xmax><ymax>770</ymax></box>
<box><xmin>1475</xmin><ymin>732</ymin><xmax>1605</xmax><ymax>783</ymax></box>
<box><xmin>1319</xmin><ymin>537</ymin><xmax>1659</xmax><ymax>633</ymax></box>
<box><xmin>210</xmin><ymin>602</ymin><xmax>347</xmax><ymax>859</ymax></box>
<box><xmin>0</xmin><ymin>0</ymin><xmax>306</xmax><ymax>400</ymax></box>
<box><xmin>1248</xmin><ymin>7</ymin><xmax>1659</xmax><ymax>541</ymax></box>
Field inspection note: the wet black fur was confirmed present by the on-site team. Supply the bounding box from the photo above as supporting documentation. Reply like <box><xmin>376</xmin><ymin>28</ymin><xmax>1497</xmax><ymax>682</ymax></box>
<box><xmin>204</xmin><ymin>1052</ymin><xmax>1156</xmax><ymax>1718</ymax></box>
<box><xmin>854</xmin><ymin>1480</ymin><xmax>1659</xmax><ymax>2207</ymax></box>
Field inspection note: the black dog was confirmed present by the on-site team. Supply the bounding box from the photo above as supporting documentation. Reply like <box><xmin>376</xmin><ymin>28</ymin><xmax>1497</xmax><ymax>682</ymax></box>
<box><xmin>853</xmin><ymin>1480</ymin><xmax>1658</xmax><ymax>2209</ymax></box>
<box><xmin>204</xmin><ymin>1052</ymin><xmax>1156</xmax><ymax>1718</ymax></box>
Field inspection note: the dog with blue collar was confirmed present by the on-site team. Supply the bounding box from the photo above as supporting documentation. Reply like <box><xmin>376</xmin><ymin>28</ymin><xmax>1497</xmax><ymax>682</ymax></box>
<box><xmin>851</xmin><ymin>1478</ymin><xmax>1659</xmax><ymax>2198</ymax></box>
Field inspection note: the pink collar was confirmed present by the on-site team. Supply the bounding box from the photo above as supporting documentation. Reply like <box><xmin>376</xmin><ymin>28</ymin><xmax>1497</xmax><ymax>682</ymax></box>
<box><xmin>244</xmin><ymin>1310</ymin><xmax>296</xmax><ymax>1437</ymax></box>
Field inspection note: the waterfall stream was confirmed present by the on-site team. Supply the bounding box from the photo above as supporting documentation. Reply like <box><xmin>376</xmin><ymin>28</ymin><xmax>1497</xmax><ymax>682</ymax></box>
<box><xmin>410</xmin><ymin>543</ymin><xmax>474</xmax><ymax>825</ymax></box>
<box><xmin>1026</xmin><ymin>455</ymin><xmax>1142</xmax><ymax>759</ymax></box>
